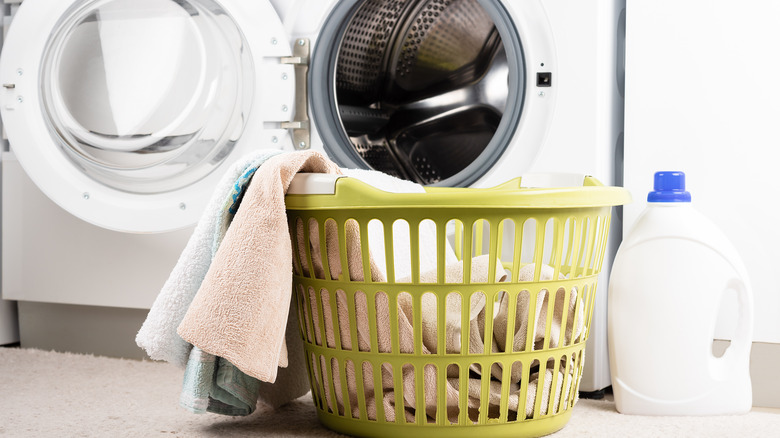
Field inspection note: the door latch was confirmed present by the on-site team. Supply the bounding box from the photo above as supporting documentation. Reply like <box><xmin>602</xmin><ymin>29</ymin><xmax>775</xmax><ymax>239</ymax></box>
<box><xmin>281</xmin><ymin>39</ymin><xmax>310</xmax><ymax>150</ymax></box>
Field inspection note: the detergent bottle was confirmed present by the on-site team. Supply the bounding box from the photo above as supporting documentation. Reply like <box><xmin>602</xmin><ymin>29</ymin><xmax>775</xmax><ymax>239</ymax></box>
<box><xmin>608</xmin><ymin>171</ymin><xmax>754</xmax><ymax>415</ymax></box>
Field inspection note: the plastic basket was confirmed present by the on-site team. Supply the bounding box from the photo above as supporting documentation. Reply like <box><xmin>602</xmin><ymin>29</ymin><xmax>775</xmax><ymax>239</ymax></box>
<box><xmin>285</xmin><ymin>174</ymin><xmax>630</xmax><ymax>438</ymax></box>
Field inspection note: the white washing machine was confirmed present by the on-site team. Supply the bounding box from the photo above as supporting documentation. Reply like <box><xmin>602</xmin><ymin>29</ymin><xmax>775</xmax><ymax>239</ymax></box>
<box><xmin>0</xmin><ymin>0</ymin><xmax>624</xmax><ymax>389</ymax></box>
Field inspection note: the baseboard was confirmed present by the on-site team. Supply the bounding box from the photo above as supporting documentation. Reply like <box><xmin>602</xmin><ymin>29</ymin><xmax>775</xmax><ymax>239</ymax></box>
<box><xmin>17</xmin><ymin>301</ymin><xmax>148</xmax><ymax>360</ymax></box>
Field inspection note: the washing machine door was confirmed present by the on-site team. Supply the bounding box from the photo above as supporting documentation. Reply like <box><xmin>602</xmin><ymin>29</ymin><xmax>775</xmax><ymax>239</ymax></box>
<box><xmin>0</xmin><ymin>0</ymin><xmax>294</xmax><ymax>233</ymax></box>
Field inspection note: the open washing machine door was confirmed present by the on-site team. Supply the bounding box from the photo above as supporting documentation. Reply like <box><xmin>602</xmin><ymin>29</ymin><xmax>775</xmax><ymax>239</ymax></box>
<box><xmin>0</xmin><ymin>0</ymin><xmax>296</xmax><ymax>233</ymax></box>
<box><xmin>0</xmin><ymin>0</ymin><xmax>557</xmax><ymax>233</ymax></box>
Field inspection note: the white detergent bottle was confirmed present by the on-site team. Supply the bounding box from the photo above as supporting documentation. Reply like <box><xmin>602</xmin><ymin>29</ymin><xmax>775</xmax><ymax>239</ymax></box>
<box><xmin>608</xmin><ymin>171</ymin><xmax>754</xmax><ymax>415</ymax></box>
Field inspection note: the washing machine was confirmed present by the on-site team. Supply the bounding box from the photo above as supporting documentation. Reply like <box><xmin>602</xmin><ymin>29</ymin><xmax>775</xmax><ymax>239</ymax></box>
<box><xmin>0</xmin><ymin>0</ymin><xmax>624</xmax><ymax>389</ymax></box>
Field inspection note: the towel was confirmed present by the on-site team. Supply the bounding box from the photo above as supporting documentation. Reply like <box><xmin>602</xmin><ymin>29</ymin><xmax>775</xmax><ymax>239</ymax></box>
<box><xmin>136</xmin><ymin>149</ymin><xmax>283</xmax><ymax>366</ymax></box>
<box><xmin>302</xmin><ymin>254</ymin><xmax>508</xmax><ymax>422</ymax></box>
<box><xmin>177</xmin><ymin>150</ymin><xmax>341</xmax><ymax>390</ymax></box>
<box><xmin>493</xmin><ymin>263</ymin><xmax>586</xmax><ymax>382</ymax></box>
<box><xmin>177</xmin><ymin>151</ymin><xmax>309</xmax><ymax>414</ymax></box>
<box><xmin>303</xmin><ymin>256</ymin><xmax>581</xmax><ymax>422</ymax></box>
<box><xmin>179</xmin><ymin>347</ymin><xmax>261</xmax><ymax>416</ymax></box>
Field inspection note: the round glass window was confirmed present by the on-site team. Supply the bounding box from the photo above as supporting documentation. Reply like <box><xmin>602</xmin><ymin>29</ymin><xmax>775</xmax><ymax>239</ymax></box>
<box><xmin>40</xmin><ymin>0</ymin><xmax>253</xmax><ymax>194</ymax></box>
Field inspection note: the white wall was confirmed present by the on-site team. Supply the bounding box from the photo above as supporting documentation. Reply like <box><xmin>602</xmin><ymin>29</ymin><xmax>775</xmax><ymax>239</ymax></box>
<box><xmin>624</xmin><ymin>0</ymin><xmax>780</xmax><ymax>343</ymax></box>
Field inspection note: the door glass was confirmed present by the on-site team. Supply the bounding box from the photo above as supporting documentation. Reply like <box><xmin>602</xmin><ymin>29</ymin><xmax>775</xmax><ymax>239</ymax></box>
<box><xmin>40</xmin><ymin>0</ymin><xmax>252</xmax><ymax>193</ymax></box>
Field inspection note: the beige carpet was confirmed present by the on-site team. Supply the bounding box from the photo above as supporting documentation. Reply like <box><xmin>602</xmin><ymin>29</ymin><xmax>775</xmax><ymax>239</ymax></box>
<box><xmin>1</xmin><ymin>347</ymin><xmax>777</xmax><ymax>437</ymax></box>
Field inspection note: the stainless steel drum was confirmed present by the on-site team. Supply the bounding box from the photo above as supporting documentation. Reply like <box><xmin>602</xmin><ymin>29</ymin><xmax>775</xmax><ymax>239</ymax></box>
<box><xmin>334</xmin><ymin>0</ymin><xmax>511</xmax><ymax>185</ymax></box>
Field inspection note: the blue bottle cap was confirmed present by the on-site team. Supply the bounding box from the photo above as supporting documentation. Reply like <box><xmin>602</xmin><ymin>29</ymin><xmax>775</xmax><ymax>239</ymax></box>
<box><xmin>647</xmin><ymin>171</ymin><xmax>691</xmax><ymax>202</ymax></box>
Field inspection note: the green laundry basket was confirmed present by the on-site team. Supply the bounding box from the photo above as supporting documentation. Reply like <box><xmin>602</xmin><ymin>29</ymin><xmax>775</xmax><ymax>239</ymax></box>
<box><xmin>285</xmin><ymin>174</ymin><xmax>630</xmax><ymax>438</ymax></box>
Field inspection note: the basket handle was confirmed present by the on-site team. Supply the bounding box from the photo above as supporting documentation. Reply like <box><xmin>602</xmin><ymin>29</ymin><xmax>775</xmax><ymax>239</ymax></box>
<box><xmin>287</xmin><ymin>173</ymin><xmax>345</xmax><ymax>195</ymax></box>
<box><xmin>519</xmin><ymin>173</ymin><xmax>590</xmax><ymax>188</ymax></box>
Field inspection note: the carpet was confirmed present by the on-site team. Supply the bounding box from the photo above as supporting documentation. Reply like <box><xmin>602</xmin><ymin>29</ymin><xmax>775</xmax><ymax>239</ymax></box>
<box><xmin>0</xmin><ymin>347</ymin><xmax>777</xmax><ymax>437</ymax></box>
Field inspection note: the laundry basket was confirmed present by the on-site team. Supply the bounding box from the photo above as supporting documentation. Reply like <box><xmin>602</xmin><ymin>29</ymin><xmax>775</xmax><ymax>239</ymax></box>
<box><xmin>285</xmin><ymin>173</ymin><xmax>630</xmax><ymax>438</ymax></box>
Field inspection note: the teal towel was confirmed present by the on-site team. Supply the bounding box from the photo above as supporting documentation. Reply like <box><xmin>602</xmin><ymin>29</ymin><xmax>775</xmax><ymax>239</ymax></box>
<box><xmin>178</xmin><ymin>150</ymin><xmax>281</xmax><ymax>416</ymax></box>
<box><xmin>179</xmin><ymin>347</ymin><xmax>260</xmax><ymax>416</ymax></box>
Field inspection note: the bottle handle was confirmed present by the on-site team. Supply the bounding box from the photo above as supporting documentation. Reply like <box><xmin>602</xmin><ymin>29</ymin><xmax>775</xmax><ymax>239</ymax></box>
<box><xmin>713</xmin><ymin>278</ymin><xmax>754</xmax><ymax>378</ymax></box>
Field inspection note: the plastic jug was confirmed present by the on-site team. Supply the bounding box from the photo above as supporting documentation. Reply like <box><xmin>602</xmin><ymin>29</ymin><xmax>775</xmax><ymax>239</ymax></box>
<box><xmin>608</xmin><ymin>171</ymin><xmax>754</xmax><ymax>415</ymax></box>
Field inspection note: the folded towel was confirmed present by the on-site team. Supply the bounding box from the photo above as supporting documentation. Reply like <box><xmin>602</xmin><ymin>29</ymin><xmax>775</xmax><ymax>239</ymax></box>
<box><xmin>179</xmin><ymin>347</ymin><xmax>260</xmax><ymax>416</ymax></box>
<box><xmin>136</xmin><ymin>149</ymin><xmax>283</xmax><ymax>366</ymax></box>
<box><xmin>177</xmin><ymin>150</ymin><xmax>341</xmax><ymax>390</ymax></box>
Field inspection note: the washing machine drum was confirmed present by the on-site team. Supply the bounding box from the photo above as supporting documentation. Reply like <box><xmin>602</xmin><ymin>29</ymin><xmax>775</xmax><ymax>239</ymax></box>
<box><xmin>0</xmin><ymin>0</ymin><xmax>527</xmax><ymax>233</ymax></box>
<box><xmin>333</xmin><ymin>0</ymin><xmax>512</xmax><ymax>185</ymax></box>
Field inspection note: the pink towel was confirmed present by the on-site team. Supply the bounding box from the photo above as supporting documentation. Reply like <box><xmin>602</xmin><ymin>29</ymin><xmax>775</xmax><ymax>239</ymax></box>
<box><xmin>177</xmin><ymin>151</ymin><xmax>340</xmax><ymax>384</ymax></box>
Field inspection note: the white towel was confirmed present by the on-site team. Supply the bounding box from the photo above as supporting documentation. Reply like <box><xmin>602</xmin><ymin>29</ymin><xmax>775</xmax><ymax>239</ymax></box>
<box><xmin>136</xmin><ymin>149</ymin><xmax>283</xmax><ymax>366</ymax></box>
<box><xmin>340</xmin><ymin>168</ymin><xmax>457</xmax><ymax>281</ymax></box>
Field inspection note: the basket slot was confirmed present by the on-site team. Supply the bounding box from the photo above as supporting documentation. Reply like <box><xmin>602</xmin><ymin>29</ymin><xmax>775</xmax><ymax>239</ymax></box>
<box><xmin>546</xmin><ymin>357</ymin><xmax>561</xmax><ymax>416</ymax></box>
<box><xmin>305</xmin><ymin>287</ymin><xmax>318</xmax><ymax>344</ymax></box>
<box><xmin>532</xmin><ymin>220</ymin><xmax>547</xmax><ymax>281</ymax></box>
<box><xmin>474</xmin><ymin>363</ymin><xmax>487</xmax><ymax>424</ymax></box>
<box><xmin>290</xmin><ymin>217</ymin><xmax>304</xmax><ymax>277</ymax></box>
<box><xmin>384</xmin><ymin>220</ymin><xmax>396</xmax><ymax>282</ymax></box>
<box><xmin>412</xmin><ymin>295</ymin><xmax>423</xmax><ymax>357</ymax></box>
<box><xmin>555</xmin><ymin>287</ymin><xmax>572</xmax><ymax>348</ymax></box>
<box><xmin>389</xmin><ymin>293</ymin><xmax>402</xmax><ymax>355</ymax></box>
<box><xmin>321</xmin><ymin>219</ymin><xmax>335</xmax><ymax>280</ymax></box>
<box><xmin>392</xmin><ymin>220</ymin><xmax>411</xmax><ymax>282</ymax></box>
<box><xmin>420</xmin><ymin>292</ymin><xmax>438</xmax><ymax>354</ymax></box>
<box><xmin>359</xmin><ymin>221</ymin><xmax>373</xmax><ymax>283</ymax></box>
<box><xmin>314</xmin><ymin>288</ymin><xmax>328</xmax><ymax>348</ymax></box>
<box><xmin>304</xmin><ymin>219</ymin><xmax>318</xmax><ymax>280</ymax></box>
<box><xmin>541</xmin><ymin>289</ymin><xmax>557</xmax><ymax>351</ymax></box>
<box><xmin>450</xmin><ymin>220</ymin><xmax>464</xmax><ymax>262</ymax></box>
<box><xmin>503</xmin><ymin>290</ymin><xmax>520</xmax><ymax>354</ymax></box>
<box><xmin>365</xmin><ymin>291</ymin><xmax>380</xmax><ymax>354</ymax></box>
<box><xmin>461</xmin><ymin>292</ymin><xmax>470</xmax><ymax>356</ymax></box>
<box><xmin>462</xmin><ymin>222</ymin><xmax>474</xmax><ymax>283</ymax></box>
<box><xmin>457</xmin><ymin>362</ymin><xmax>469</xmax><ymax>425</ymax></box>
<box><xmin>481</xmin><ymin>292</ymin><xmax>495</xmax><ymax>356</ymax></box>
<box><xmin>500</xmin><ymin>361</ymin><xmax>520</xmax><ymax>422</ymax></box>
<box><xmin>337</xmin><ymin>221</ymin><xmax>351</xmax><ymax>282</ymax></box>
<box><xmin>510</xmin><ymin>219</ymin><xmax>523</xmax><ymax>282</ymax></box>
<box><xmin>579</xmin><ymin>216</ymin><xmax>598</xmax><ymax>277</ymax></box>
<box><xmin>295</xmin><ymin>285</ymin><xmax>309</xmax><ymax>343</ymax></box>
<box><xmin>568</xmin><ymin>218</ymin><xmax>586</xmax><ymax>278</ymax></box>
<box><xmin>392</xmin><ymin>363</ymin><xmax>406</xmax><ymax>423</ymax></box>
<box><xmin>414</xmin><ymin>364</ymin><xmax>425</xmax><ymax>425</ymax></box>
<box><xmin>436</xmin><ymin>220</ymin><xmax>447</xmax><ymax>285</ymax></box>
<box><xmin>473</xmin><ymin>220</ymin><xmax>486</xmax><ymax>258</ymax></box>
<box><xmin>524</xmin><ymin>290</ymin><xmax>539</xmax><ymax>352</ymax></box>
<box><xmin>437</xmin><ymin>291</ymin><xmax>447</xmax><ymax>356</ymax></box>
<box><xmin>435</xmin><ymin>363</ymin><xmax>447</xmax><ymax>425</ymax></box>
<box><xmin>487</xmin><ymin>221</ymin><xmax>500</xmax><ymax>285</ymax></box>
<box><xmin>593</xmin><ymin>214</ymin><xmax>612</xmax><ymax>274</ymax></box>
<box><xmin>446</xmin><ymin>220</ymin><xmax>465</xmax><ymax>281</ymax></box>
<box><xmin>376</xmin><ymin>362</ymin><xmax>390</xmax><ymax>422</ymax></box>
<box><xmin>331</xmin><ymin>357</ymin><xmax>346</xmax><ymax>416</ymax></box>
<box><xmin>344</xmin><ymin>359</ymin><xmax>359</xmax><ymax>419</ymax></box>
<box><xmin>409</xmin><ymin>221</ymin><xmax>421</xmax><ymax>284</ymax></box>
<box><xmin>581</xmin><ymin>283</ymin><xmax>595</xmax><ymax>343</ymax></box>
<box><xmin>307</xmin><ymin>352</ymin><xmax>324</xmax><ymax>410</ymax></box>
<box><xmin>549</xmin><ymin>218</ymin><xmax>566</xmax><ymax>280</ymax></box>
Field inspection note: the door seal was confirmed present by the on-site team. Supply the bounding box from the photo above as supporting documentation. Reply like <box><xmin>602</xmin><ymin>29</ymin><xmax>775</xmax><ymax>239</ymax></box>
<box><xmin>281</xmin><ymin>39</ymin><xmax>310</xmax><ymax>150</ymax></box>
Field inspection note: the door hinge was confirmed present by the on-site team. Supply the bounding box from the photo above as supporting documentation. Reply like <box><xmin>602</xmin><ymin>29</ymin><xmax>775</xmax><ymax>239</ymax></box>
<box><xmin>281</xmin><ymin>38</ymin><xmax>310</xmax><ymax>150</ymax></box>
